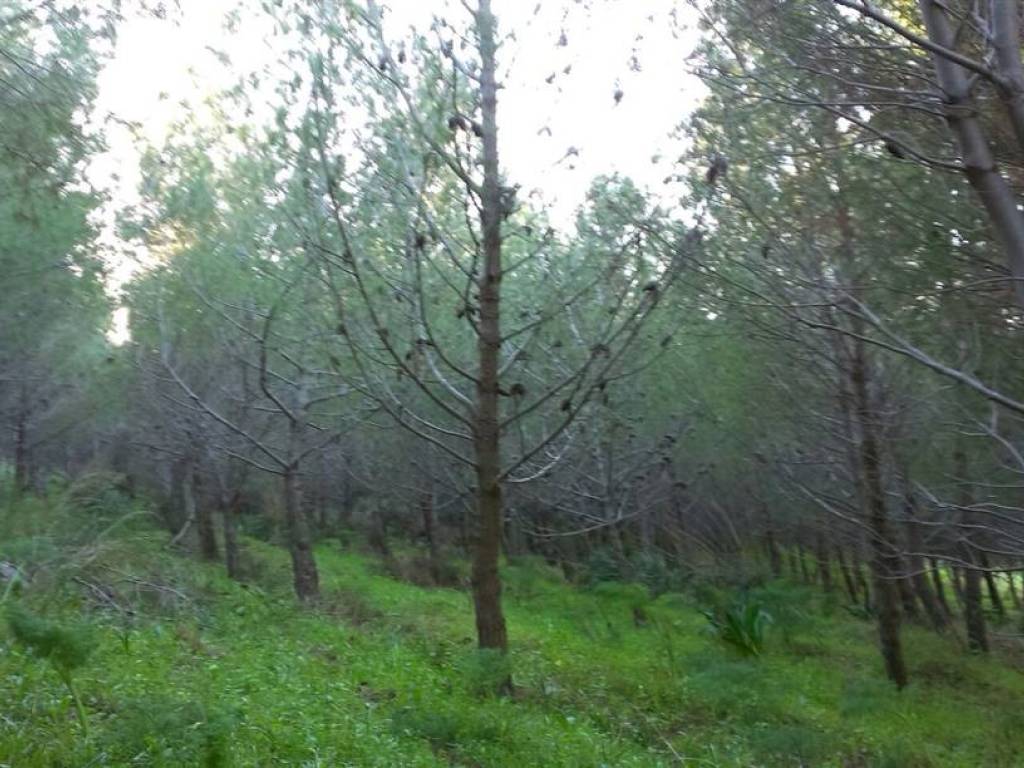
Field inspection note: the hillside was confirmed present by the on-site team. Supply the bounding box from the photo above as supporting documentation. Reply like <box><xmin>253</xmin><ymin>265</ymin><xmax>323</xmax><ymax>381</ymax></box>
<box><xmin>3</xmin><ymin>491</ymin><xmax>1023</xmax><ymax>768</ymax></box>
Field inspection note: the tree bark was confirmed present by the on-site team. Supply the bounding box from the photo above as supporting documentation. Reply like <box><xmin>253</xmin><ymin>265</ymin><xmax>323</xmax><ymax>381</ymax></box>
<box><xmin>904</xmin><ymin>513</ymin><xmax>946</xmax><ymax>630</ymax></box>
<box><xmin>836</xmin><ymin>545</ymin><xmax>860</xmax><ymax>604</ymax></box>
<box><xmin>851</xmin><ymin>331</ymin><xmax>908</xmax><ymax>688</ymax></box>
<box><xmin>1008</xmin><ymin>570</ymin><xmax>1021</xmax><ymax>611</ymax></box>
<box><xmin>990</xmin><ymin>1</ymin><xmax>1024</xmax><ymax>156</ymax></box>
<box><xmin>954</xmin><ymin>444</ymin><xmax>987</xmax><ymax>652</ymax></box>
<box><xmin>815</xmin><ymin>531</ymin><xmax>833</xmax><ymax>593</ymax></box>
<box><xmin>929</xmin><ymin>559</ymin><xmax>952</xmax><ymax>616</ymax></box>
<box><xmin>978</xmin><ymin>551</ymin><xmax>1005</xmax><ymax>619</ymax></box>
<box><xmin>283</xmin><ymin>466</ymin><xmax>319</xmax><ymax>601</ymax></box>
<box><xmin>421</xmin><ymin>489</ymin><xmax>441</xmax><ymax>583</ymax></box>
<box><xmin>469</xmin><ymin>0</ymin><xmax>508</xmax><ymax>654</ymax></box>
<box><xmin>222</xmin><ymin>490</ymin><xmax>242</xmax><ymax>581</ymax></box>
<box><xmin>193</xmin><ymin>465</ymin><xmax>219</xmax><ymax>562</ymax></box>
<box><xmin>13</xmin><ymin>396</ymin><xmax>29</xmax><ymax>494</ymax></box>
<box><xmin>763</xmin><ymin>504</ymin><xmax>783</xmax><ymax>577</ymax></box>
<box><xmin>918</xmin><ymin>0</ymin><xmax>1024</xmax><ymax>307</ymax></box>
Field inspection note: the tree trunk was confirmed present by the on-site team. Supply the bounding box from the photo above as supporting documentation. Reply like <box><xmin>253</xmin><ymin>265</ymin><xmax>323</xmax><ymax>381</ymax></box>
<box><xmin>954</xmin><ymin>445</ymin><xmax>987</xmax><ymax>652</ymax></box>
<box><xmin>469</xmin><ymin>0</ymin><xmax>508</xmax><ymax>654</ymax></box>
<box><xmin>836</xmin><ymin>546</ymin><xmax>860</xmax><ymax>604</ymax></box>
<box><xmin>193</xmin><ymin>466</ymin><xmax>219</xmax><ymax>562</ymax></box>
<box><xmin>918</xmin><ymin>0</ymin><xmax>1024</xmax><ymax>307</ymax></box>
<box><xmin>904</xmin><ymin>513</ymin><xmax>946</xmax><ymax>630</ymax></box>
<box><xmin>815</xmin><ymin>532</ymin><xmax>833</xmax><ymax>593</ymax></box>
<box><xmin>990</xmin><ymin>1</ymin><xmax>1024</xmax><ymax>157</ymax></box>
<box><xmin>897</xmin><ymin>568</ymin><xmax>920</xmax><ymax>623</ymax></box>
<box><xmin>763</xmin><ymin>504</ymin><xmax>783</xmax><ymax>577</ymax></box>
<box><xmin>978</xmin><ymin>551</ymin><xmax>1005</xmax><ymax>618</ymax></box>
<box><xmin>929</xmin><ymin>559</ymin><xmax>952</xmax><ymax>616</ymax></box>
<box><xmin>283</xmin><ymin>466</ymin><xmax>319</xmax><ymax>601</ymax></box>
<box><xmin>421</xmin><ymin>489</ymin><xmax>441</xmax><ymax>583</ymax></box>
<box><xmin>851</xmin><ymin>331</ymin><xmax>908</xmax><ymax>688</ymax></box>
<box><xmin>1008</xmin><ymin>571</ymin><xmax>1021</xmax><ymax>611</ymax></box>
<box><xmin>13</xmin><ymin>396</ymin><xmax>29</xmax><ymax>494</ymax></box>
<box><xmin>222</xmin><ymin>491</ymin><xmax>242</xmax><ymax>581</ymax></box>
<box><xmin>797</xmin><ymin>543</ymin><xmax>811</xmax><ymax>583</ymax></box>
<box><xmin>951</xmin><ymin>565</ymin><xmax>966</xmax><ymax>609</ymax></box>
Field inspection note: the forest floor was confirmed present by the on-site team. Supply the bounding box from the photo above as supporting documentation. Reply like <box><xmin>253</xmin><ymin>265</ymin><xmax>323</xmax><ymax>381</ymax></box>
<box><xmin>3</xmin><ymin>496</ymin><xmax>1024</xmax><ymax>767</ymax></box>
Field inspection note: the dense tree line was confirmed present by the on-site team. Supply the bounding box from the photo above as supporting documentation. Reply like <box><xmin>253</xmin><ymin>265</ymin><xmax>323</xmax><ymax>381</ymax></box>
<box><xmin>5</xmin><ymin>0</ymin><xmax>1024</xmax><ymax>689</ymax></box>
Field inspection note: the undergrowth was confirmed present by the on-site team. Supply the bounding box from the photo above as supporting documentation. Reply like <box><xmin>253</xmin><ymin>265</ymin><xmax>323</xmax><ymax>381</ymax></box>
<box><xmin>3</xmin><ymin>485</ymin><xmax>1024</xmax><ymax>766</ymax></box>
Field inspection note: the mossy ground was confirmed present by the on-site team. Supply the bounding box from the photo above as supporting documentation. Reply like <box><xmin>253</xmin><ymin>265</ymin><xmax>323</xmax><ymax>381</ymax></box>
<box><xmin>2</xmin><ymin>497</ymin><xmax>1024</xmax><ymax>766</ymax></box>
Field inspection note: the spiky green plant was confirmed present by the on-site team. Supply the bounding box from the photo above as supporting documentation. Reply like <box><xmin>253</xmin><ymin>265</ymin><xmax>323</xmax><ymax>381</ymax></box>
<box><xmin>702</xmin><ymin>599</ymin><xmax>772</xmax><ymax>657</ymax></box>
<box><xmin>6</xmin><ymin>603</ymin><xmax>96</xmax><ymax>736</ymax></box>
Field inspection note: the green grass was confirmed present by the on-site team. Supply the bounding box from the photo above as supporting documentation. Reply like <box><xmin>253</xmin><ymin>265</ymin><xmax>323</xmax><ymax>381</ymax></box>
<box><xmin>3</xmin><ymin>500</ymin><xmax>1024</xmax><ymax>766</ymax></box>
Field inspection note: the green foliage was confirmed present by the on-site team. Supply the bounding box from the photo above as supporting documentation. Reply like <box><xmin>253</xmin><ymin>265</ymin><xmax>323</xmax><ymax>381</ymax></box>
<box><xmin>104</xmin><ymin>697</ymin><xmax>238</xmax><ymax>767</ymax></box>
<box><xmin>748</xmin><ymin>723</ymin><xmax>837</xmax><ymax>765</ymax></box>
<box><xmin>3</xmin><ymin>505</ymin><xmax>1024</xmax><ymax>766</ymax></box>
<box><xmin>457</xmin><ymin>648</ymin><xmax>512</xmax><ymax>697</ymax></box>
<box><xmin>65</xmin><ymin>471</ymin><xmax>134</xmax><ymax>522</ymax></box>
<box><xmin>6</xmin><ymin>603</ymin><xmax>95</xmax><ymax>675</ymax></box>
<box><xmin>6</xmin><ymin>603</ymin><xmax>96</xmax><ymax>736</ymax></box>
<box><xmin>583</xmin><ymin>547</ymin><xmax>621</xmax><ymax>585</ymax></box>
<box><xmin>702</xmin><ymin>599</ymin><xmax>772</xmax><ymax>657</ymax></box>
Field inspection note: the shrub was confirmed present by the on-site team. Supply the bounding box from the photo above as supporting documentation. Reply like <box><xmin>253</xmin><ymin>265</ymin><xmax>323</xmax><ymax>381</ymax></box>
<box><xmin>458</xmin><ymin>648</ymin><xmax>513</xmax><ymax>697</ymax></box>
<box><xmin>583</xmin><ymin>547</ymin><xmax>622</xmax><ymax>585</ymax></box>
<box><xmin>6</xmin><ymin>603</ymin><xmax>96</xmax><ymax>736</ymax></box>
<box><xmin>390</xmin><ymin>706</ymin><xmax>463</xmax><ymax>750</ymax></box>
<box><xmin>105</xmin><ymin>696</ymin><xmax>238</xmax><ymax>767</ymax></box>
<box><xmin>66</xmin><ymin>471</ymin><xmax>134</xmax><ymax>521</ymax></box>
<box><xmin>702</xmin><ymin>599</ymin><xmax>772</xmax><ymax>657</ymax></box>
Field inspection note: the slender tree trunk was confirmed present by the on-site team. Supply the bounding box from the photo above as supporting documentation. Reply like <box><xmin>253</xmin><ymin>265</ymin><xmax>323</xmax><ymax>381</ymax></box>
<box><xmin>788</xmin><ymin>549</ymin><xmax>799</xmax><ymax>580</ymax></box>
<box><xmin>904</xmin><ymin>514</ymin><xmax>946</xmax><ymax>630</ymax></box>
<box><xmin>815</xmin><ymin>532</ymin><xmax>833</xmax><ymax>593</ymax></box>
<box><xmin>837</xmin><ymin>546</ymin><xmax>860</xmax><ymax>603</ymax></box>
<box><xmin>283</xmin><ymin>465</ymin><xmax>319</xmax><ymax>601</ymax></box>
<box><xmin>797</xmin><ymin>542</ymin><xmax>811</xmax><ymax>584</ymax></box>
<box><xmin>855</xmin><ymin>551</ymin><xmax>872</xmax><ymax>612</ymax></box>
<box><xmin>1008</xmin><ymin>571</ymin><xmax>1021</xmax><ymax>611</ymax></box>
<box><xmin>469</xmin><ymin>0</ymin><xmax>508</xmax><ymax>653</ymax></box>
<box><xmin>978</xmin><ymin>551</ymin><xmax>1005</xmax><ymax>618</ymax></box>
<box><xmin>13</xmin><ymin>399</ymin><xmax>29</xmax><ymax>494</ymax></box>
<box><xmin>929</xmin><ymin>559</ymin><xmax>952</xmax><ymax>616</ymax></box>
<box><xmin>851</xmin><ymin>331</ymin><xmax>907</xmax><ymax>688</ymax></box>
<box><xmin>763</xmin><ymin>504</ymin><xmax>783</xmax><ymax>577</ymax></box>
<box><xmin>951</xmin><ymin>565</ymin><xmax>966</xmax><ymax>609</ymax></box>
<box><xmin>421</xmin><ymin>489</ymin><xmax>441</xmax><ymax>583</ymax></box>
<box><xmin>222</xmin><ymin>491</ymin><xmax>242</xmax><ymax>581</ymax></box>
<box><xmin>193</xmin><ymin>466</ymin><xmax>219</xmax><ymax>561</ymax></box>
<box><xmin>897</xmin><ymin>568</ymin><xmax>920</xmax><ymax>623</ymax></box>
<box><xmin>954</xmin><ymin>445</ymin><xmax>987</xmax><ymax>652</ymax></box>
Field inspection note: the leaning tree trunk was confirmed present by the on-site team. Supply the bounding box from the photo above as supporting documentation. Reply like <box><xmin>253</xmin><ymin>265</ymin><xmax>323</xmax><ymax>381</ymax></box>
<box><xmin>954</xmin><ymin>444</ymin><xmax>987</xmax><ymax>652</ymax></box>
<box><xmin>469</xmin><ymin>0</ymin><xmax>508</xmax><ymax>653</ymax></box>
<box><xmin>851</xmin><ymin>331</ymin><xmax>908</xmax><ymax>688</ymax></box>
<box><xmin>903</xmin><ymin>506</ymin><xmax>946</xmax><ymax>631</ymax></box>
<box><xmin>978</xmin><ymin>550</ymin><xmax>1005</xmax><ymax>619</ymax></box>
<box><xmin>929</xmin><ymin>559</ymin><xmax>952</xmax><ymax>616</ymax></box>
<box><xmin>918</xmin><ymin>0</ymin><xmax>1024</xmax><ymax>307</ymax></box>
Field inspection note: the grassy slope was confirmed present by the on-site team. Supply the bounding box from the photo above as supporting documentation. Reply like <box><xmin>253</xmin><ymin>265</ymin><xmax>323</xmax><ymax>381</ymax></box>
<box><xmin>2</xmin><ymin>519</ymin><xmax>1024</xmax><ymax>766</ymax></box>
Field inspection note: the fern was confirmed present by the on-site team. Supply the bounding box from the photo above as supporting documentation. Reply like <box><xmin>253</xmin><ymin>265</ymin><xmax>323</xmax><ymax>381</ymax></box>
<box><xmin>6</xmin><ymin>603</ymin><xmax>96</xmax><ymax>736</ymax></box>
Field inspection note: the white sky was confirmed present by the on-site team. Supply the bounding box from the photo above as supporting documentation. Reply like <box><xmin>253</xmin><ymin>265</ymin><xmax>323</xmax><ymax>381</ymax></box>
<box><xmin>91</xmin><ymin>0</ymin><xmax>703</xmax><ymax>341</ymax></box>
